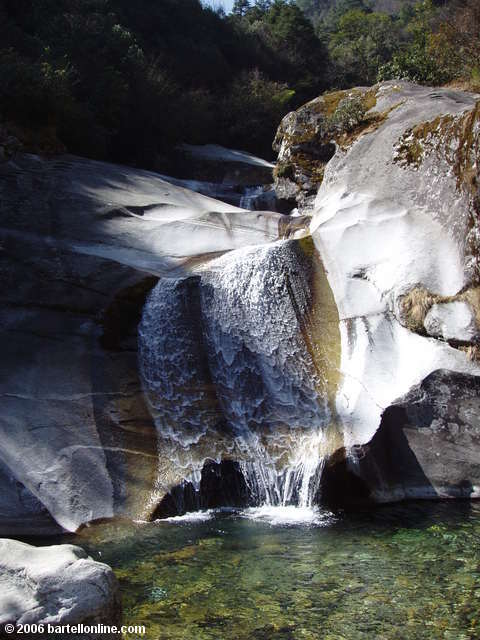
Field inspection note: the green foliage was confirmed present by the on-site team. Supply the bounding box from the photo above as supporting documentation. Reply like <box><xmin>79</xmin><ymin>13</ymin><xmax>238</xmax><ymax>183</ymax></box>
<box><xmin>1</xmin><ymin>0</ymin><xmax>475</xmax><ymax>170</ymax></box>
<box><xmin>233</xmin><ymin>0</ymin><xmax>251</xmax><ymax>15</ymax></box>
<box><xmin>231</xmin><ymin>0</ymin><xmax>327</xmax><ymax>101</ymax></box>
<box><xmin>377</xmin><ymin>0</ymin><xmax>446</xmax><ymax>84</ymax></box>
<box><xmin>221</xmin><ymin>69</ymin><xmax>296</xmax><ymax>156</ymax></box>
<box><xmin>296</xmin><ymin>0</ymin><xmax>467</xmax><ymax>89</ymax></box>
<box><xmin>0</xmin><ymin>0</ymin><xmax>331</xmax><ymax>164</ymax></box>
<box><xmin>328</xmin><ymin>9</ymin><xmax>399</xmax><ymax>85</ymax></box>
<box><xmin>0</xmin><ymin>0</ymin><xmax>327</xmax><ymax>164</ymax></box>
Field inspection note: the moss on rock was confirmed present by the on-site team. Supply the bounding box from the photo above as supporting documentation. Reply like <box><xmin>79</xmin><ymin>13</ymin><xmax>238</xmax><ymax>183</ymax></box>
<box><xmin>394</xmin><ymin>100</ymin><xmax>480</xmax><ymax>281</ymax></box>
<box><xmin>273</xmin><ymin>86</ymin><xmax>388</xmax><ymax>212</ymax></box>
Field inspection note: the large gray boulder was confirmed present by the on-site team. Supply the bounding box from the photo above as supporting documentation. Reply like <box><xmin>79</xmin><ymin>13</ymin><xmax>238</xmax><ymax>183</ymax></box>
<box><xmin>0</xmin><ymin>539</ymin><xmax>120</xmax><ymax>637</ymax></box>
<box><xmin>321</xmin><ymin>370</ymin><xmax>480</xmax><ymax>506</ymax></box>
<box><xmin>3</xmin><ymin>79</ymin><xmax>480</xmax><ymax>525</ymax></box>
<box><xmin>307</xmin><ymin>81</ymin><xmax>480</xmax><ymax>448</ymax></box>
<box><xmin>0</xmin><ymin>153</ymin><xmax>292</xmax><ymax>534</ymax></box>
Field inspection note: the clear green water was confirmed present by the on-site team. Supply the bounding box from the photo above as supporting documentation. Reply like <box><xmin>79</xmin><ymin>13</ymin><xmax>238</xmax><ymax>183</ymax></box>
<box><xmin>69</xmin><ymin>502</ymin><xmax>480</xmax><ymax>640</ymax></box>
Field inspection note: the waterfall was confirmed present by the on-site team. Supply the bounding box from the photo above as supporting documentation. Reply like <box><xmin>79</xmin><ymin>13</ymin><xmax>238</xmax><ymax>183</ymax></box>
<box><xmin>159</xmin><ymin>175</ymin><xmax>243</xmax><ymax>208</ymax></box>
<box><xmin>159</xmin><ymin>176</ymin><xmax>277</xmax><ymax>211</ymax></box>
<box><xmin>139</xmin><ymin>239</ymin><xmax>337</xmax><ymax>514</ymax></box>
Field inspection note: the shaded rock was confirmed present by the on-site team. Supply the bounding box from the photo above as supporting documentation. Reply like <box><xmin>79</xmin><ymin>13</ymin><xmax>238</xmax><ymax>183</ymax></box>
<box><xmin>171</xmin><ymin>143</ymin><xmax>274</xmax><ymax>185</ymax></box>
<box><xmin>321</xmin><ymin>370</ymin><xmax>480</xmax><ymax>507</ymax></box>
<box><xmin>0</xmin><ymin>539</ymin><xmax>120</xmax><ymax>638</ymax></box>
<box><xmin>0</xmin><ymin>459</ymin><xmax>62</xmax><ymax>537</ymax></box>
<box><xmin>153</xmin><ymin>460</ymin><xmax>250</xmax><ymax>519</ymax></box>
<box><xmin>424</xmin><ymin>300</ymin><xmax>480</xmax><ymax>343</ymax></box>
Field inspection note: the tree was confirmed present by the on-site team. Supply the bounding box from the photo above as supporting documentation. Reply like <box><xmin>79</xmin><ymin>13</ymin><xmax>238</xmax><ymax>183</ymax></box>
<box><xmin>428</xmin><ymin>0</ymin><xmax>480</xmax><ymax>85</ymax></box>
<box><xmin>233</xmin><ymin>0</ymin><xmax>251</xmax><ymax>16</ymax></box>
<box><xmin>377</xmin><ymin>0</ymin><xmax>445</xmax><ymax>84</ymax></box>
<box><xmin>329</xmin><ymin>9</ymin><xmax>399</xmax><ymax>85</ymax></box>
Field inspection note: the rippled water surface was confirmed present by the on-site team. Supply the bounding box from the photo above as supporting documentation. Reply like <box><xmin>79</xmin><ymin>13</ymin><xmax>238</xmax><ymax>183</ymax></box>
<box><xmin>71</xmin><ymin>502</ymin><xmax>480</xmax><ymax>640</ymax></box>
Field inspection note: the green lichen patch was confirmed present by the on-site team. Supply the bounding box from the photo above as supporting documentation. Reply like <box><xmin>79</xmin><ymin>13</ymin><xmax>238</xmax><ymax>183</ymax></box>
<box><xmin>394</xmin><ymin>102</ymin><xmax>480</xmax><ymax>281</ymax></box>
<box><xmin>399</xmin><ymin>286</ymin><xmax>438</xmax><ymax>333</ymax></box>
<box><xmin>394</xmin><ymin>102</ymin><xmax>480</xmax><ymax>195</ymax></box>
<box><xmin>453</xmin><ymin>102</ymin><xmax>480</xmax><ymax>197</ymax></box>
<box><xmin>273</xmin><ymin>162</ymin><xmax>295</xmax><ymax>180</ymax></box>
<box><xmin>294</xmin><ymin>153</ymin><xmax>326</xmax><ymax>186</ymax></box>
<box><xmin>393</xmin><ymin>114</ymin><xmax>454</xmax><ymax>170</ymax></box>
<box><xmin>318</xmin><ymin>89</ymin><xmax>349</xmax><ymax>117</ymax></box>
<box><xmin>400</xmin><ymin>283</ymin><xmax>480</xmax><ymax>347</ymax></box>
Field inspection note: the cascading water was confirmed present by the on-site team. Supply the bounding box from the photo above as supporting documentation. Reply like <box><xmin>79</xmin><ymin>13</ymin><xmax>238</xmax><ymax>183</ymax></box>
<box><xmin>239</xmin><ymin>186</ymin><xmax>265</xmax><ymax>210</ymax></box>
<box><xmin>139</xmin><ymin>239</ymin><xmax>340</xmax><ymax>516</ymax></box>
<box><xmin>159</xmin><ymin>174</ymin><xmax>280</xmax><ymax>211</ymax></box>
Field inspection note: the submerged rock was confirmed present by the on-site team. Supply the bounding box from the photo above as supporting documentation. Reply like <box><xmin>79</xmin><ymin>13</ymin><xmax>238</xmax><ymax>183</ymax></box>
<box><xmin>0</xmin><ymin>539</ymin><xmax>120</xmax><ymax>636</ymax></box>
<box><xmin>321</xmin><ymin>370</ymin><xmax>480</xmax><ymax>506</ymax></box>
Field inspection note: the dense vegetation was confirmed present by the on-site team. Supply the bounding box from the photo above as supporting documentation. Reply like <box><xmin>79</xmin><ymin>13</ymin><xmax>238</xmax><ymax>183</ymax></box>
<box><xmin>0</xmin><ymin>0</ymin><xmax>479</xmax><ymax>169</ymax></box>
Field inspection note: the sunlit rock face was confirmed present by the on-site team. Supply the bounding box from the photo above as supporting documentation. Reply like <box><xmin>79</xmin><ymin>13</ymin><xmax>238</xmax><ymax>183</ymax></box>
<box><xmin>304</xmin><ymin>81</ymin><xmax>480</xmax><ymax>448</ymax></box>
<box><xmin>424</xmin><ymin>301</ymin><xmax>480</xmax><ymax>343</ymax></box>
<box><xmin>0</xmin><ymin>539</ymin><xmax>120</xmax><ymax>629</ymax></box>
<box><xmin>0</xmin><ymin>153</ymin><xmax>294</xmax><ymax>533</ymax></box>
<box><xmin>145</xmin><ymin>81</ymin><xmax>480</xmax><ymax>512</ymax></box>
<box><xmin>3</xmin><ymin>80</ymin><xmax>480</xmax><ymax>531</ymax></box>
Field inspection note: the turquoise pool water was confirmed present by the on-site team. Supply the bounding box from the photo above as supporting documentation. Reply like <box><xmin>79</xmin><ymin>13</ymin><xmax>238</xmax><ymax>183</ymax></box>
<box><xmin>68</xmin><ymin>502</ymin><xmax>480</xmax><ymax>640</ymax></box>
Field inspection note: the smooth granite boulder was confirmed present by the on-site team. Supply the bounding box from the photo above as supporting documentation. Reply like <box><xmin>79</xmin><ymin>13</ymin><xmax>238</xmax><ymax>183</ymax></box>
<box><xmin>424</xmin><ymin>301</ymin><xmax>480</xmax><ymax>343</ymax></box>
<box><xmin>0</xmin><ymin>539</ymin><xmax>120</xmax><ymax>637</ymax></box>
<box><xmin>307</xmin><ymin>81</ymin><xmax>480</xmax><ymax>448</ymax></box>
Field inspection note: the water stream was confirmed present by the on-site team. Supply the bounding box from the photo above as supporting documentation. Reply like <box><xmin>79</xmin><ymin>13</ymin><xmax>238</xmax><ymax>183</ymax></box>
<box><xmin>159</xmin><ymin>176</ymin><xmax>279</xmax><ymax>211</ymax></box>
<box><xmin>138</xmin><ymin>239</ymin><xmax>340</xmax><ymax>516</ymax></box>
<box><xmin>62</xmin><ymin>501</ymin><xmax>480</xmax><ymax>640</ymax></box>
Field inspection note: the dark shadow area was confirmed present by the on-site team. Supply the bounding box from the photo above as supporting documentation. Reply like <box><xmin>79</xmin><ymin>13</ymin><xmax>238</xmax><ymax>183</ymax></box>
<box><xmin>320</xmin><ymin>404</ymin><xmax>438</xmax><ymax>509</ymax></box>
<box><xmin>153</xmin><ymin>460</ymin><xmax>251</xmax><ymax>519</ymax></box>
<box><xmin>100</xmin><ymin>276</ymin><xmax>158</xmax><ymax>351</ymax></box>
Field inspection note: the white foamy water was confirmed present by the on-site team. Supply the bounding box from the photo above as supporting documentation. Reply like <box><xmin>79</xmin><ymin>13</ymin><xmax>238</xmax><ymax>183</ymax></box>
<box><xmin>139</xmin><ymin>240</ymin><xmax>333</xmax><ymax>513</ymax></box>
<box><xmin>160</xmin><ymin>510</ymin><xmax>215</xmax><ymax>524</ymax></box>
<box><xmin>240</xmin><ymin>505</ymin><xmax>334</xmax><ymax>527</ymax></box>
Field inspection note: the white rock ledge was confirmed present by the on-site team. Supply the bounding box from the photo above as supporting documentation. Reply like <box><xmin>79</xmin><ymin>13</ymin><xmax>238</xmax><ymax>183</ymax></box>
<box><xmin>424</xmin><ymin>301</ymin><xmax>480</xmax><ymax>342</ymax></box>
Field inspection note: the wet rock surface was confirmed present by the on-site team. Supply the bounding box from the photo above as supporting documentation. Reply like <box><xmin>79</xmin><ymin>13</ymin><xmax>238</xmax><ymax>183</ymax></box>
<box><xmin>3</xmin><ymin>80</ymin><xmax>480</xmax><ymax>536</ymax></box>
